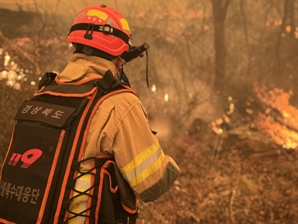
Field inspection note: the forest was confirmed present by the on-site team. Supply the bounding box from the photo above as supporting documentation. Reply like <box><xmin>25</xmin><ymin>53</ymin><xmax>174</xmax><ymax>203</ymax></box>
<box><xmin>0</xmin><ymin>0</ymin><xmax>297</xmax><ymax>223</ymax></box>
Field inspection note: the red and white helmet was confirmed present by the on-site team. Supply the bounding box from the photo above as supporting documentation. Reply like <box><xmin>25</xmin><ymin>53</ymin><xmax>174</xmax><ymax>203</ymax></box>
<box><xmin>67</xmin><ymin>4</ymin><xmax>131</xmax><ymax>56</ymax></box>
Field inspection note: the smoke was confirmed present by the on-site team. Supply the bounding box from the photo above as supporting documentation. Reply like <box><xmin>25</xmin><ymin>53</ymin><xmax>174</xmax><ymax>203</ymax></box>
<box><xmin>149</xmin><ymin>116</ymin><xmax>173</xmax><ymax>141</ymax></box>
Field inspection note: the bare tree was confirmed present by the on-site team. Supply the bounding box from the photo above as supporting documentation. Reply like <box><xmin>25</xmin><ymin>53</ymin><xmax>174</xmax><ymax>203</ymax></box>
<box><xmin>211</xmin><ymin>0</ymin><xmax>232</xmax><ymax>93</ymax></box>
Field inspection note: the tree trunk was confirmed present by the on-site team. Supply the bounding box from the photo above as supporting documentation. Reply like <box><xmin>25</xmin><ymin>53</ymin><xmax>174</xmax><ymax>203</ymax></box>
<box><xmin>211</xmin><ymin>0</ymin><xmax>232</xmax><ymax>93</ymax></box>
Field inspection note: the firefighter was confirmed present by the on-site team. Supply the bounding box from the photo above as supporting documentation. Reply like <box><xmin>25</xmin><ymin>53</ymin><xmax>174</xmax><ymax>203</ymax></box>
<box><xmin>64</xmin><ymin>4</ymin><xmax>180</xmax><ymax>223</ymax></box>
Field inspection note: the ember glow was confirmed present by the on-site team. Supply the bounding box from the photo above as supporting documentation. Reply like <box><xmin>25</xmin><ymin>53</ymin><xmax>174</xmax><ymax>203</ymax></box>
<box><xmin>253</xmin><ymin>83</ymin><xmax>298</xmax><ymax>150</ymax></box>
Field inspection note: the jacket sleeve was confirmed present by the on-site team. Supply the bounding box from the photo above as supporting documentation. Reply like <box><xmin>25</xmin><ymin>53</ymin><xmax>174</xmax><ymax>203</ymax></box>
<box><xmin>110</xmin><ymin>100</ymin><xmax>180</xmax><ymax>202</ymax></box>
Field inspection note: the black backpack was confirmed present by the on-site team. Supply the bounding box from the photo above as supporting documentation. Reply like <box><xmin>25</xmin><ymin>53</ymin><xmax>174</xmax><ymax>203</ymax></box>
<box><xmin>0</xmin><ymin>71</ymin><xmax>138</xmax><ymax>224</ymax></box>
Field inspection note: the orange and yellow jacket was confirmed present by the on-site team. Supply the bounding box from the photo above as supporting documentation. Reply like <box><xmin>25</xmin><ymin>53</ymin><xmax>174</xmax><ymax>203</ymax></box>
<box><xmin>57</xmin><ymin>53</ymin><xmax>180</xmax><ymax>222</ymax></box>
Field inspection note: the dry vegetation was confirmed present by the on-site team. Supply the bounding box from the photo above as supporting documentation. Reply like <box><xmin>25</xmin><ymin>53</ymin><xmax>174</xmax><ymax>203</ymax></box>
<box><xmin>136</xmin><ymin>89</ymin><xmax>298</xmax><ymax>223</ymax></box>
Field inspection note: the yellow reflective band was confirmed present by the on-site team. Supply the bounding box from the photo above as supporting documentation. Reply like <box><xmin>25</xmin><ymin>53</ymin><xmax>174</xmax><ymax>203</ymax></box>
<box><xmin>129</xmin><ymin>152</ymin><xmax>165</xmax><ymax>187</ymax></box>
<box><xmin>86</xmin><ymin>10</ymin><xmax>108</xmax><ymax>20</ymax></box>
<box><xmin>120</xmin><ymin>141</ymin><xmax>160</xmax><ymax>175</ymax></box>
<box><xmin>120</xmin><ymin>18</ymin><xmax>130</xmax><ymax>31</ymax></box>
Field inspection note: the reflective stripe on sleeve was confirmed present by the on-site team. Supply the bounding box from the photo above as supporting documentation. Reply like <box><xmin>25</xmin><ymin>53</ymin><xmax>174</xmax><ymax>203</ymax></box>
<box><xmin>120</xmin><ymin>141</ymin><xmax>165</xmax><ymax>187</ymax></box>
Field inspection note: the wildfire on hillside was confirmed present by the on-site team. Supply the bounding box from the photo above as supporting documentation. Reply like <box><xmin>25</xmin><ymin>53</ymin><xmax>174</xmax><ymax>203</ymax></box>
<box><xmin>252</xmin><ymin>83</ymin><xmax>298</xmax><ymax>150</ymax></box>
<box><xmin>211</xmin><ymin>83</ymin><xmax>298</xmax><ymax>151</ymax></box>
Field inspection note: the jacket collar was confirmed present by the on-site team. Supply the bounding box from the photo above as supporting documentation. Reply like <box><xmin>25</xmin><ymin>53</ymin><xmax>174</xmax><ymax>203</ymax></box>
<box><xmin>58</xmin><ymin>53</ymin><xmax>117</xmax><ymax>83</ymax></box>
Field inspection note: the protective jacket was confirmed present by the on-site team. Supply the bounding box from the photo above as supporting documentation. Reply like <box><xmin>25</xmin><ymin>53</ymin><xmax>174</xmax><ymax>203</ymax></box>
<box><xmin>58</xmin><ymin>53</ymin><xmax>180</xmax><ymax>223</ymax></box>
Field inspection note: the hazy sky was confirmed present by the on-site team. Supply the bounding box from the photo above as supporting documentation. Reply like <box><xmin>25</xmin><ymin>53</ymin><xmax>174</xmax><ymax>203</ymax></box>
<box><xmin>0</xmin><ymin>0</ymin><xmax>161</xmax><ymax>14</ymax></box>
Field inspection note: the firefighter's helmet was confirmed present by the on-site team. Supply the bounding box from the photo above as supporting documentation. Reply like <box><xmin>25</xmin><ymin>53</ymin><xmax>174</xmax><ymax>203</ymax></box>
<box><xmin>68</xmin><ymin>4</ymin><xmax>131</xmax><ymax>56</ymax></box>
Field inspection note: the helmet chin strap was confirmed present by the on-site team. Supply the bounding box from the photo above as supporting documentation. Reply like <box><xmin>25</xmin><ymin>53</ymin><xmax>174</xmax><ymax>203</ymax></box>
<box><xmin>119</xmin><ymin>67</ymin><xmax>131</xmax><ymax>87</ymax></box>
